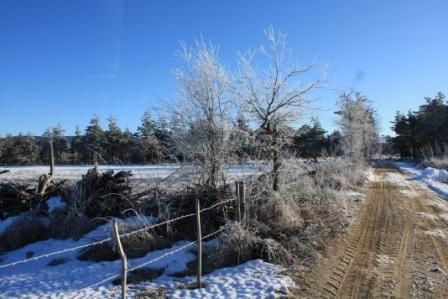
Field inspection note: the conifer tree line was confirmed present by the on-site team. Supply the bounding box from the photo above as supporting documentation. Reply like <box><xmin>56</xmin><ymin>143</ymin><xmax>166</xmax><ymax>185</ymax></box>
<box><xmin>0</xmin><ymin>111</ymin><xmax>343</xmax><ymax>165</ymax></box>
<box><xmin>391</xmin><ymin>92</ymin><xmax>448</xmax><ymax>158</ymax></box>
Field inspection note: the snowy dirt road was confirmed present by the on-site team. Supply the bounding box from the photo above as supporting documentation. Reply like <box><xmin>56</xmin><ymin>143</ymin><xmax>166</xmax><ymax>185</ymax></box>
<box><xmin>296</xmin><ymin>166</ymin><xmax>448</xmax><ymax>298</ymax></box>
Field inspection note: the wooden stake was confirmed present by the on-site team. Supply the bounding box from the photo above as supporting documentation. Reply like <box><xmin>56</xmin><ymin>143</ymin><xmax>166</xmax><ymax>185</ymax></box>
<box><xmin>49</xmin><ymin>141</ymin><xmax>55</xmax><ymax>177</ymax></box>
<box><xmin>239</xmin><ymin>181</ymin><xmax>246</xmax><ymax>223</ymax></box>
<box><xmin>235</xmin><ymin>181</ymin><xmax>241</xmax><ymax>223</ymax></box>
<box><xmin>195</xmin><ymin>196</ymin><xmax>202</xmax><ymax>289</ymax></box>
<box><xmin>113</xmin><ymin>220</ymin><xmax>128</xmax><ymax>299</ymax></box>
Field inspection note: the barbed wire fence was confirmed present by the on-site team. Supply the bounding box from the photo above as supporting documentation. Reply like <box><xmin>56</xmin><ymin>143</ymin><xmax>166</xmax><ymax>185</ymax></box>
<box><xmin>1</xmin><ymin>149</ymin><xmax>252</xmax><ymax>297</ymax></box>
<box><xmin>0</xmin><ymin>183</ymin><xmax>247</xmax><ymax>298</ymax></box>
<box><xmin>0</xmin><ymin>198</ymin><xmax>236</xmax><ymax>269</ymax></box>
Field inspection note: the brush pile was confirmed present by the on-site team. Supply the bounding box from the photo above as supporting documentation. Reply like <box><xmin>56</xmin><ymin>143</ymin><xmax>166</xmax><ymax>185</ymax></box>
<box><xmin>62</xmin><ymin>167</ymin><xmax>134</xmax><ymax>218</ymax></box>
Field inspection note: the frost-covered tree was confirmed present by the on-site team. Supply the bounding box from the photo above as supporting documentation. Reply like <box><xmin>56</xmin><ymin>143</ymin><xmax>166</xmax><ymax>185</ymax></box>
<box><xmin>171</xmin><ymin>39</ymin><xmax>233</xmax><ymax>190</ymax></box>
<box><xmin>235</xmin><ymin>27</ymin><xmax>323</xmax><ymax>190</ymax></box>
<box><xmin>336</xmin><ymin>90</ymin><xmax>379</xmax><ymax>162</ymax></box>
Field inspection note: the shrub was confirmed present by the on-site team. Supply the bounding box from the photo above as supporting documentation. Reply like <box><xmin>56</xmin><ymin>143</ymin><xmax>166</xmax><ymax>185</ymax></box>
<box><xmin>47</xmin><ymin>212</ymin><xmax>95</xmax><ymax>240</ymax></box>
<box><xmin>213</xmin><ymin>157</ymin><xmax>364</xmax><ymax>268</ymax></box>
<box><xmin>0</xmin><ymin>214</ymin><xmax>49</xmax><ymax>252</ymax></box>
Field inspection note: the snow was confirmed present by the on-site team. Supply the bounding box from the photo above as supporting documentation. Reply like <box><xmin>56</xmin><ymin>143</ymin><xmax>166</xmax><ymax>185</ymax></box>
<box><xmin>0</xmin><ymin>219</ymin><xmax>293</xmax><ymax>298</ymax></box>
<box><xmin>393</xmin><ymin>162</ymin><xmax>448</xmax><ymax>198</ymax></box>
<box><xmin>47</xmin><ymin>197</ymin><xmax>67</xmax><ymax>214</ymax></box>
<box><xmin>367</xmin><ymin>167</ymin><xmax>376</xmax><ymax>182</ymax></box>
<box><xmin>0</xmin><ymin>163</ymin><xmax>264</xmax><ymax>185</ymax></box>
<box><xmin>0</xmin><ymin>215</ymin><xmax>19</xmax><ymax>235</ymax></box>
<box><xmin>424</xmin><ymin>229</ymin><xmax>448</xmax><ymax>240</ymax></box>
<box><xmin>399</xmin><ymin>189</ymin><xmax>415</xmax><ymax>198</ymax></box>
<box><xmin>167</xmin><ymin>260</ymin><xmax>293</xmax><ymax>298</ymax></box>
<box><xmin>439</xmin><ymin>213</ymin><xmax>448</xmax><ymax>224</ymax></box>
<box><xmin>416</xmin><ymin>212</ymin><xmax>438</xmax><ymax>221</ymax></box>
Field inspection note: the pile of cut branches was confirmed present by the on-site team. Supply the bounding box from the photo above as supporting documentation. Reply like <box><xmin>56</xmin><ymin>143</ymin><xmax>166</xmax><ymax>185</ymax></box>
<box><xmin>63</xmin><ymin>167</ymin><xmax>134</xmax><ymax>218</ymax></box>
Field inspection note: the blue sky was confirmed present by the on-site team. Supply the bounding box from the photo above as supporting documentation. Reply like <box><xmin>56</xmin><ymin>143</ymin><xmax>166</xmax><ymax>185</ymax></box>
<box><xmin>1</xmin><ymin>0</ymin><xmax>447</xmax><ymax>136</ymax></box>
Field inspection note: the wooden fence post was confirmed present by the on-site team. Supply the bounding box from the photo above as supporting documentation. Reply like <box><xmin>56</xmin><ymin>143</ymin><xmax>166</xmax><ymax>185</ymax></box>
<box><xmin>235</xmin><ymin>181</ymin><xmax>246</xmax><ymax>223</ymax></box>
<box><xmin>239</xmin><ymin>181</ymin><xmax>245</xmax><ymax>223</ymax></box>
<box><xmin>195</xmin><ymin>196</ymin><xmax>202</xmax><ymax>289</ymax></box>
<box><xmin>239</xmin><ymin>181</ymin><xmax>247</xmax><ymax>221</ymax></box>
<box><xmin>49</xmin><ymin>140</ymin><xmax>55</xmax><ymax>177</ymax></box>
<box><xmin>235</xmin><ymin>181</ymin><xmax>241</xmax><ymax>223</ymax></box>
<box><xmin>113</xmin><ymin>220</ymin><xmax>128</xmax><ymax>299</ymax></box>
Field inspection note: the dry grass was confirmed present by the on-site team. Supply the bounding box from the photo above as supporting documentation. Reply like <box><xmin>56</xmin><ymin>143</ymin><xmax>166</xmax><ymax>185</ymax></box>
<box><xmin>212</xmin><ymin>158</ymin><xmax>366</xmax><ymax>268</ymax></box>
<box><xmin>424</xmin><ymin>157</ymin><xmax>448</xmax><ymax>170</ymax></box>
<box><xmin>0</xmin><ymin>214</ymin><xmax>49</xmax><ymax>252</ymax></box>
<box><xmin>47</xmin><ymin>212</ymin><xmax>95</xmax><ymax>240</ymax></box>
<box><xmin>421</xmin><ymin>144</ymin><xmax>448</xmax><ymax>170</ymax></box>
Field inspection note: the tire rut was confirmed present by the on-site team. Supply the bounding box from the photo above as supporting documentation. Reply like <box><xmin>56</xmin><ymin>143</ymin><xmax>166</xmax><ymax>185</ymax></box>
<box><xmin>296</xmin><ymin>167</ymin><xmax>448</xmax><ymax>298</ymax></box>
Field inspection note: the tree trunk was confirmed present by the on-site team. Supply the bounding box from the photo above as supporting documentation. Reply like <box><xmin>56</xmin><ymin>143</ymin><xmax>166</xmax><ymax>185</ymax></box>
<box><xmin>272</xmin><ymin>147</ymin><xmax>281</xmax><ymax>191</ymax></box>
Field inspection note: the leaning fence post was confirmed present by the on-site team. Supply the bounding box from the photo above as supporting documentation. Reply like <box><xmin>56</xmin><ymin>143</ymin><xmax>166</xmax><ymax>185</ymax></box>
<box><xmin>195</xmin><ymin>196</ymin><xmax>202</xmax><ymax>289</ymax></box>
<box><xmin>113</xmin><ymin>220</ymin><xmax>128</xmax><ymax>299</ymax></box>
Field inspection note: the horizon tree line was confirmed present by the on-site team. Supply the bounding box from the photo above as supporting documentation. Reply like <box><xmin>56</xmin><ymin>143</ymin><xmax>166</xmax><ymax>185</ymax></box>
<box><xmin>0</xmin><ymin>112</ymin><xmax>345</xmax><ymax>166</ymax></box>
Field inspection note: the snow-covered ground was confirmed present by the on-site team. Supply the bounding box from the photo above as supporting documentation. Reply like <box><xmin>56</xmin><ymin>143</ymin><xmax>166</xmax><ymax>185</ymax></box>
<box><xmin>394</xmin><ymin>162</ymin><xmax>448</xmax><ymax>198</ymax></box>
<box><xmin>0</xmin><ymin>163</ymin><xmax>265</xmax><ymax>185</ymax></box>
<box><xmin>0</xmin><ymin>217</ymin><xmax>293</xmax><ymax>298</ymax></box>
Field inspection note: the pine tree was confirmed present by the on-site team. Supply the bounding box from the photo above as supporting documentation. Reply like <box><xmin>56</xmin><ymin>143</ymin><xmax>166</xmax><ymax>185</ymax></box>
<box><xmin>292</xmin><ymin>119</ymin><xmax>327</xmax><ymax>160</ymax></box>
<box><xmin>71</xmin><ymin>126</ymin><xmax>84</xmax><ymax>164</ymax></box>
<box><xmin>138</xmin><ymin>109</ymin><xmax>156</xmax><ymax>138</ymax></box>
<box><xmin>14</xmin><ymin>133</ymin><xmax>39</xmax><ymax>164</ymax></box>
<box><xmin>83</xmin><ymin>115</ymin><xmax>106</xmax><ymax>163</ymax></box>
<box><xmin>392</xmin><ymin>92</ymin><xmax>448</xmax><ymax>158</ymax></box>
<box><xmin>0</xmin><ymin>134</ymin><xmax>16</xmax><ymax>164</ymax></box>
<box><xmin>137</xmin><ymin>110</ymin><xmax>162</xmax><ymax>163</ymax></box>
<box><xmin>52</xmin><ymin>124</ymin><xmax>70</xmax><ymax>163</ymax></box>
<box><xmin>105</xmin><ymin>116</ymin><xmax>123</xmax><ymax>162</ymax></box>
<box><xmin>154</xmin><ymin>116</ymin><xmax>171</xmax><ymax>161</ymax></box>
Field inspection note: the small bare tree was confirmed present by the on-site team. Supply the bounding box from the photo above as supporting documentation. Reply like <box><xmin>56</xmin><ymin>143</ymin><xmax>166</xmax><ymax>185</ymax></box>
<box><xmin>235</xmin><ymin>27</ymin><xmax>323</xmax><ymax>191</ymax></box>
<box><xmin>336</xmin><ymin>90</ymin><xmax>379</xmax><ymax>162</ymax></box>
<box><xmin>171</xmin><ymin>39</ymin><xmax>233</xmax><ymax>190</ymax></box>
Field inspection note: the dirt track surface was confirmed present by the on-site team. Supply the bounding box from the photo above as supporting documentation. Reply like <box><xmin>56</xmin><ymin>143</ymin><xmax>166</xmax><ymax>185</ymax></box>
<box><xmin>297</xmin><ymin>167</ymin><xmax>448</xmax><ymax>298</ymax></box>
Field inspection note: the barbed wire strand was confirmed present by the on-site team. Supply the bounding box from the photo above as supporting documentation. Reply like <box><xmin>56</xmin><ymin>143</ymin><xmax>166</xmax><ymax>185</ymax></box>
<box><xmin>82</xmin><ymin>227</ymin><xmax>225</xmax><ymax>290</ymax></box>
<box><xmin>0</xmin><ymin>198</ymin><xmax>235</xmax><ymax>269</ymax></box>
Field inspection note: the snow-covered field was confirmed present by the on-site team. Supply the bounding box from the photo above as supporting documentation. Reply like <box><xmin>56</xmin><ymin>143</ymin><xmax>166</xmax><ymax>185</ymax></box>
<box><xmin>0</xmin><ymin>215</ymin><xmax>293</xmax><ymax>298</ymax></box>
<box><xmin>394</xmin><ymin>162</ymin><xmax>448</xmax><ymax>198</ymax></box>
<box><xmin>0</xmin><ymin>164</ymin><xmax>264</xmax><ymax>185</ymax></box>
